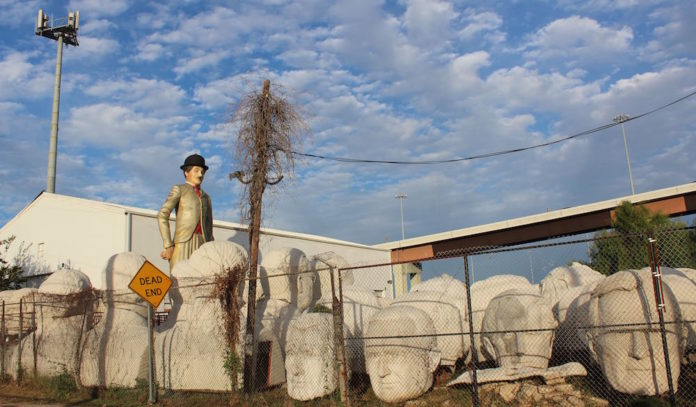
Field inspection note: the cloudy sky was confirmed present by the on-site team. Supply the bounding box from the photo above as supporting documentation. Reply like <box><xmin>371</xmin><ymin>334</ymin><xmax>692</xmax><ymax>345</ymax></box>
<box><xmin>1</xmin><ymin>0</ymin><xmax>694</xmax><ymax>247</ymax></box>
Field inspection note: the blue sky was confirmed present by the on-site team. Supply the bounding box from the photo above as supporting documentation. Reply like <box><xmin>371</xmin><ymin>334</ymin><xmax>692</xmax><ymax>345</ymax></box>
<box><xmin>1</xmin><ymin>0</ymin><xmax>694</xmax><ymax>248</ymax></box>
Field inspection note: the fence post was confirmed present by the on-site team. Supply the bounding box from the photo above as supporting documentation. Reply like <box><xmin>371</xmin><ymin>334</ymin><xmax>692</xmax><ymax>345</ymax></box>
<box><xmin>647</xmin><ymin>237</ymin><xmax>676</xmax><ymax>407</ymax></box>
<box><xmin>31</xmin><ymin>295</ymin><xmax>36</xmax><ymax>378</ymax></box>
<box><xmin>463</xmin><ymin>255</ymin><xmax>479</xmax><ymax>407</ymax></box>
<box><xmin>17</xmin><ymin>298</ymin><xmax>23</xmax><ymax>383</ymax></box>
<box><xmin>329</xmin><ymin>266</ymin><xmax>350</xmax><ymax>405</ymax></box>
<box><xmin>1</xmin><ymin>300</ymin><xmax>5</xmax><ymax>380</ymax></box>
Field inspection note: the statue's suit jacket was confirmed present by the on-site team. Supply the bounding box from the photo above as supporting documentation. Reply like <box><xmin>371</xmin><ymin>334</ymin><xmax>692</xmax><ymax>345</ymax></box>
<box><xmin>157</xmin><ymin>183</ymin><xmax>214</xmax><ymax>248</ymax></box>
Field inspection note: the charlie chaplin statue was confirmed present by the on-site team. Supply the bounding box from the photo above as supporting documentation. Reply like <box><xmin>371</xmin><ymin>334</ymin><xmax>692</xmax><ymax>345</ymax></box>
<box><xmin>158</xmin><ymin>154</ymin><xmax>214</xmax><ymax>270</ymax></box>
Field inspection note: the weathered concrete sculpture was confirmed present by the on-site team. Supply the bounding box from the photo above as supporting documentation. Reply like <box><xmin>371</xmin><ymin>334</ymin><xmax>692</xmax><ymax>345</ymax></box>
<box><xmin>553</xmin><ymin>280</ymin><xmax>602</xmax><ymax>355</ymax></box>
<box><xmin>540</xmin><ymin>262</ymin><xmax>604</xmax><ymax>309</ymax></box>
<box><xmin>364</xmin><ymin>305</ymin><xmax>440</xmax><ymax>403</ymax></box>
<box><xmin>317</xmin><ymin>284</ymin><xmax>381</xmax><ymax>374</ymax></box>
<box><xmin>482</xmin><ymin>287</ymin><xmax>557</xmax><ymax>371</ymax></box>
<box><xmin>586</xmin><ymin>269</ymin><xmax>685</xmax><ymax>395</ymax></box>
<box><xmin>653</xmin><ymin>267</ymin><xmax>696</xmax><ymax>356</ymax></box>
<box><xmin>34</xmin><ymin>269</ymin><xmax>93</xmax><ymax>377</ymax></box>
<box><xmin>285</xmin><ymin>313</ymin><xmax>338</xmax><ymax>400</ymax></box>
<box><xmin>156</xmin><ymin>241</ymin><xmax>248</xmax><ymax>391</ymax></box>
<box><xmin>80</xmin><ymin>252</ymin><xmax>150</xmax><ymax>387</ymax></box>
<box><xmin>251</xmin><ymin>247</ymin><xmax>314</xmax><ymax>387</ymax></box>
<box><xmin>5</xmin><ymin>272</ymin><xmax>92</xmax><ymax>380</ymax></box>
<box><xmin>394</xmin><ymin>274</ymin><xmax>468</xmax><ymax>366</ymax></box>
<box><xmin>470</xmin><ymin>275</ymin><xmax>533</xmax><ymax>362</ymax></box>
<box><xmin>310</xmin><ymin>251</ymin><xmax>353</xmax><ymax>305</ymax></box>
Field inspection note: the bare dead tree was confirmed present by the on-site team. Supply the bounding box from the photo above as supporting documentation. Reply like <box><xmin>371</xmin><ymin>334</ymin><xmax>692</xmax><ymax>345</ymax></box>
<box><xmin>229</xmin><ymin>79</ymin><xmax>308</xmax><ymax>393</ymax></box>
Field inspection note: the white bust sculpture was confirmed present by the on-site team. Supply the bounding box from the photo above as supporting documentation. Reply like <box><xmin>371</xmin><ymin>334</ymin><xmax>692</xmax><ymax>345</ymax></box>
<box><xmin>6</xmin><ymin>270</ymin><xmax>93</xmax><ymax>379</ymax></box>
<box><xmin>35</xmin><ymin>269</ymin><xmax>93</xmax><ymax>376</ymax></box>
<box><xmin>586</xmin><ymin>269</ymin><xmax>685</xmax><ymax>395</ymax></box>
<box><xmin>311</xmin><ymin>251</ymin><xmax>354</xmax><ymax>303</ymax></box>
<box><xmin>539</xmin><ymin>262</ymin><xmax>604</xmax><ymax>309</ymax></box>
<box><xmin>653</xmin><ymin>267</ymin><xmax>696</xmax><ymax>355</ymax></box>
<box><xmin>285</xmin><ymin>313</ymin><xmax>338</xmax><ymax>400</ymax></box>
<box><xmin>553</xmin><ymin>280</ymin><xmax>602</xmax><ymax>355</ymax></box>
<box><xmin>258</xmin><ymin>247</ymin><xmax>314</xmax><ymax>312</ymax></box>
<box><xmin>365</xmin><ymin>305</ymin><xmax>440</xmax><ymax>403</ymax></box>
<box><xmin>81</xmin><ymin>252</ymin><xmax>150</xmax><ymax>387</ymax></box>
<box><xmin>482</xmin><ymin>287</ymin><xmax>557</xmax><ymax>370</ymax></box>
<box><xmin>470</xmin><ymin>274</ymin><xmax>533</xmax><ymax>362</ymax></box>
<box><xmin>393</xmin><ymin>287</ymin><xmax>466</xmax><ymax>366</ymax></box>
<box><xmin>317</xmin><ymin>284</ymin><xmax>381</xmax><ymax>374</ymax></box>
<box><xmin>156</xmin><ymin>241</ymin><xmax>248</xmax><ymax>391</ymax></box>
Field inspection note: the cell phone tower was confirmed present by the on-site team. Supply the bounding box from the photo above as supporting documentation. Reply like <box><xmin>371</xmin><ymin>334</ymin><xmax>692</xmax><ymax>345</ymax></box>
<box><xmin>35</xmin><ymin>9</ymin><xmax>79</xmax><ymax>193</ymax></box>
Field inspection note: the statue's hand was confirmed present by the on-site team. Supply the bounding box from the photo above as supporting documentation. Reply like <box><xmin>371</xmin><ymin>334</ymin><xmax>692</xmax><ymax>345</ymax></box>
<box><xmin>161</xmin><ymin>246</ymin><xmax>174</xmax><ymax>260</ymax></box>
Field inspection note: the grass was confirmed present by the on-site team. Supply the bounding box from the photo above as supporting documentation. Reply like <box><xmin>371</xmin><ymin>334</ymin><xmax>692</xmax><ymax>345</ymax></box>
<box><xmin>0</xmin><ymin>373</ymin><xmax>474</xmax><ymax>406</ymax></box>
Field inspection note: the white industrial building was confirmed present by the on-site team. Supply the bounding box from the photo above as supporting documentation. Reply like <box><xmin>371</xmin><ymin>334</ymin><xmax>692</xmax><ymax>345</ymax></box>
<box><xmin>0</xmin><ymin>193</ymin><xmax>395</xmax><ymax>298</ymax></box>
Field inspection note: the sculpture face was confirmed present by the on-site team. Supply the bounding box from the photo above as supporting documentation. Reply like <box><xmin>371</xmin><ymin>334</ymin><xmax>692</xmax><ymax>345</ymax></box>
<box><xmin>296</xmin><ymin>271</ymin><xmax>314</xmax><ymax>311</ymax></box>
<box><xmin>285</xmin><ymin>314</ymin><xmax>335</xmax><ymax>400</ymax></box>
<box><xmin>482</xmin><ymin>290</ymin><xmax>556</xmax><ymax>370</ymax></box>
<box><xmin>588</xmin><ymin>271</ymin><xmax>682</xmax><ymax>395</ymax></box>
<box><xmin>365</xmin><ymin>346</ymin><xmax>434</xmax><ymax>402</ymax></box>
<box><xmin>364</xmin><ymin>306</ymin><xmax>440</xmax><ymax>403</ymax></box>
<box><xmin>184</xmin><ymin>166</ymin><xmax>205</xmax><ymax>186</ymax></box>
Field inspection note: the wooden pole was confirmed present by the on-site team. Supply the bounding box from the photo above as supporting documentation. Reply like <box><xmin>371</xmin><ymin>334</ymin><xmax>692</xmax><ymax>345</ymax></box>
<box><xmin>243</xmin><ymin>79</ymin><xmax>271</xmax><ymax>394</ymax></box>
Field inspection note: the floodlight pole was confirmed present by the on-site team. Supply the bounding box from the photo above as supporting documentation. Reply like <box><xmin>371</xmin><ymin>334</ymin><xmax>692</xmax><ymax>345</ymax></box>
<box><xmin>613</xmin><ymin>113</ymin><xmax>634</xmax><ymax>196</ymax></box>
<box><xmin>35</xmin><ymin>9</ymin><xmax>79</xmax><ymax>193</ymax></box>
<box><xmin>395</xmin><ymin>193</ymin><xmax>407</xmax><ymax>240</ymax></box>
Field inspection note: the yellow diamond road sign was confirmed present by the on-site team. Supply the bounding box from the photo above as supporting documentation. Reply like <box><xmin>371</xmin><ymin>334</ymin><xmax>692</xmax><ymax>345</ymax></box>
<box><xmin>128</xmin><ymin>260</ymin><xmax>172</xmax><ymax>308</ymax></box>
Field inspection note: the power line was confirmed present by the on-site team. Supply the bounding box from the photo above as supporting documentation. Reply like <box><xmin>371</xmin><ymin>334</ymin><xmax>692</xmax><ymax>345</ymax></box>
<box><xmin>289</xmin><ymin>89</ymin><xmax>696</xmax><ymax>165</ymax></box>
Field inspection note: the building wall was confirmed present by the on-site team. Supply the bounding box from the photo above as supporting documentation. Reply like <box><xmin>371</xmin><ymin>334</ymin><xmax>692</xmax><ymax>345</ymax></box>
<box><xmin>1</xmin><ymin>194</ymin><xmax>393</xmax><ymax>296</ymax></box>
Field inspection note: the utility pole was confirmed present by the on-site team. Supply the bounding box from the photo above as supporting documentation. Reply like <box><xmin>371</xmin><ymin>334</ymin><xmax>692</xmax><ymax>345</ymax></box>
<box><xmin>35</xmin><ymin>9</ymin><xmax>79</xmax><ymax>194</ymax></box>
<box><xmin>613</xmin><ymin>113</ymin><xmax>634</xmax><ymax>196</ymax></box>
<box><xmin>395</xmin><ymin>193</ymin><xmax>407</xmax><ymax>240</ymax></box>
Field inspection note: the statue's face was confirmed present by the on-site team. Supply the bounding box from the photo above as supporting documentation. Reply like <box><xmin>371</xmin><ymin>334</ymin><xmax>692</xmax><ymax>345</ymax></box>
<box><xmin>486</xmin><ymin>329</ymin><xmax>553</xmax><ymax>370</ymax></box>
<box><xmin>593</xmin><ymin>288</ymin><xmax>681</xmax><ymax>395</ymax></box>
<box><xmin>286</xmin><ymin>341</ymin><xmax>334</xmax><ymax>400</ymax></box>
<box><xmin>483</xmin><ymin>295</ymin><xmax>555</xmax><ymax>370</ymax></box>
<box><xmin>296</xmin><ymin>272</ymin><xmax>314</xmax><ymax>311</ymax></box>
<box><xmin>185</xmin><ymin>166</ymin><xmax>205</xmax><ymax>186</ymax></box>
<box><xmin>365</xmin><ymin>346</ymin><xmax>432</xmax><ymax>403</ymax></box>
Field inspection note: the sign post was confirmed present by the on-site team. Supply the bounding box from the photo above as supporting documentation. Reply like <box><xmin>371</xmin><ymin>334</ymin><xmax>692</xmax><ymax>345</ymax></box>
<box><xmin>128</xmin><ymin>260</ymin><xmax>172</xmax><ymax>404</ymax></box>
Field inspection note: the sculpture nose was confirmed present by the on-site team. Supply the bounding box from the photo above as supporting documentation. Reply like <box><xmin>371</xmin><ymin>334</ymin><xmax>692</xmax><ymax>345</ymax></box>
<box><xmin>378</xmin><ymin>358</ymin><xmax>390</xmax><ymax>378</ymax></box>
<box><xmin>630</xmin><ymin>331</ymin><xmax>648</xmax><ymax>359</ymax></box>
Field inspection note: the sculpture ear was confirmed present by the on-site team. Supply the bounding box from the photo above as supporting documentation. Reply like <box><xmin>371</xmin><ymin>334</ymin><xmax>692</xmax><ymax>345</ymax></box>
<box><xmin>428</xmin><ymin>350</ymin><xmax>441</xmax><ymax>373</ymax></box>
<box><xmin>482</xmin><ymin>336</ymin><xmax>496</xmax><ymax>361</ymax></box>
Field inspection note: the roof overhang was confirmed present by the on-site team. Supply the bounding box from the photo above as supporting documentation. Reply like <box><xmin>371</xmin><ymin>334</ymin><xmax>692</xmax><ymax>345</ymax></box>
<box><xmin>376</xmin><ymin>182</ymin><xmax>696</xmax><ymax>263</ymax></box>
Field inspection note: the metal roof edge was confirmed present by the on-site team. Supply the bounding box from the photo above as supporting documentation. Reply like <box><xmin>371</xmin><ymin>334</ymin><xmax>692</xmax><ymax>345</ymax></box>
<box><xmin>374</xmin><ymin>182</ymin><xmax>696</xmax><ymax>250</ymax></box>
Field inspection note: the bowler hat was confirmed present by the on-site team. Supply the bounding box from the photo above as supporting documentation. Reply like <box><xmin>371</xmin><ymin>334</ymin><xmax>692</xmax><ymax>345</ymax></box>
<box><xmin>180</xmin><ymin>154</ymin><xmax>209</xmax><ymax>171</ymax></box>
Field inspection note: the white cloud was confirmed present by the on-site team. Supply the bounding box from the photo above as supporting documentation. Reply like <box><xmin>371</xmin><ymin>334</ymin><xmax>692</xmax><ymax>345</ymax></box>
<box><xmin>403</xmin><ymin>0</ymin><xmax>456</xmax><ymax>49</ymax></box>
<box><xmin>458</xmin><ymin>9</ymin><xmax>503</xmax><ymax>41</ymax></box>
<box><xmin>84</xmin><ymin>78</ymin><xmax>189</xmax><ymax>115</ymax></box>
<box><xmin>62</xmin><ymin>103</ymin><xmax>190</xmax><ymax>148</ymax></box>
<box><xmin>0</xmin><ymin>0</ymin><xmax>41</xmax><ymax>28</ymax></box>
<box><xmin>173</xmin><ymin>50</ymin><xmax>231</xmax><ymax>77</ymax></box>
<box><xmin>524</xmin><ymin>16</ymin><xmax>633</xmax><ymax>66</ymax></box>
<box><xmin>0</xmin><ymin>51</ymin><xmax>54</xmax><ymax>101</ymax></box>
<box><xmin>67</xmin><ymin>0</ymin><xmax>131</xmax><ymax>18</ymax></box>
<box><xmin>69</xmin><ymin>36</ymin><xmax>120</xmax><ymax>57</ymax></box>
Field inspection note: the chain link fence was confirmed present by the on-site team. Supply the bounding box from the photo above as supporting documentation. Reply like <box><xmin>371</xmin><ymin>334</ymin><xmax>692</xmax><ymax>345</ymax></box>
<box><xmin>1</xmin><ymin>226</ymin><xmax>695</xmax><ymax>405</ymax></box>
